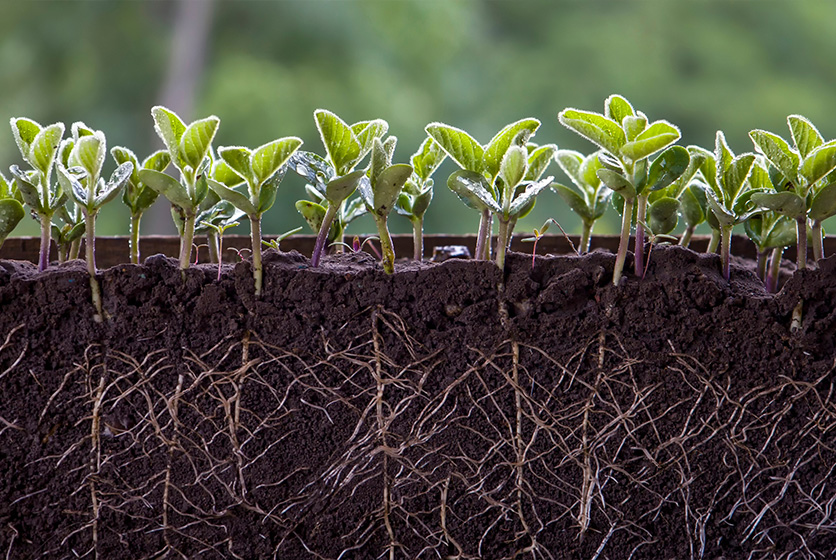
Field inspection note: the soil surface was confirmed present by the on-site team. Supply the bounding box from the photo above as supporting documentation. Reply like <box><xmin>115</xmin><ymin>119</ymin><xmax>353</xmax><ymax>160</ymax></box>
<box><xmin>0</xmin><ymin>246</ymin><xmax>835</xmax><ymax>559</ymax></box>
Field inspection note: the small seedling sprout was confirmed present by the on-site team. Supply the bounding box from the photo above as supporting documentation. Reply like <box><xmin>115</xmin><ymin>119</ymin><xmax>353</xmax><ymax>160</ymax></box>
<box><xmin>261</xmin><ymin>227</ymin><xmax>303</xmax><ymax>252</ymax></box>
<box><xmin>521</xmin><ymin>218</ymin><xmax>575</xmax><ymax>269</ymax></box>
<box><xmin>198</xmin><ymin>205</ymin><xmax>243</xmax><ymax>281</ymax></box>
<box><xmin>553</xmin><ymin>149</ymin><xmax>612</xmax><ymax>253</ymax></box>
<box><xmin>395</xmin><ymin>137</ymin><xmax>447</xmax><ymax>260</ymax></box>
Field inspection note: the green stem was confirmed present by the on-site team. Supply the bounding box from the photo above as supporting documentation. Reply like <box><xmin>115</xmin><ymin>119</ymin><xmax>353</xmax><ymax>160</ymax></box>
<box><xmin>678</xmin><ymin>225</ymin><xmax>694</xmax><ymax>248</ymax></box>
<box><xmin>207</xmin><ymin>231</ymin><xmax>220</xmax><ymax>264</ymax></box>
<box><xmin>720</xmin><ymin>225</ymin><xmax>732</xmax><ymax>281</ymax></box>
<box><xmin>69</xmin><ymin>236</ymin><xmax>81</xmax><ymax>260</ymax></box>
<box><xmin>38</xmin><ymin>213</ymin><xmax>52</xmax><ymax>272</ymax></box>
<box><xmin>766</xmin><ymin>246</ymin><xmax>782</xmax><ymax>293</ymax></box>
<box><xmin>312</xmin><ymin>203</ymin><xmax>339</xmax><ymax>267</ymax></box>
<box><xmin>85</xmin><ymin>210</ymin><xmax>104</xmax><ymax>321</ymax></box>
<box><xmin>796</xmin><ymin>216</ymin><xmax>807</xmax><ymax>270</ymax></box>
<box><xmin>707</xmin><ymin>229</ymin><xmax>720</xmax><ymax>253</ymax></box>
<box><xmin>475</xmin><ymin>209</ymin><xmax>491</xmax><ymax>261</ymax></box>
<box><xmin>634</xmin><ymin>195</ymin><xmax>647</xmax><ymax>276</ymax></box>
<box><xmin>411</xmin><ymin>217</ymin><xmax>423</xmax><ymax>261</ymax></box>
<box><xmin>756</xmin><ymin>249</ymin><xmax>768</xmax><ymax>282</ymax></box>
<box><xmin>250</xmin><ymin>215</ymin><xmax>263</xmax><ymax>295</ymax></box>
<box><xmin>374</xmin><ymin>214</ymin><xmax>396</xmax><ymax>274</ymax></box>
<box><xmin>612</xmin><ymin>198</ymin><xmax>634</xmax><ymax>286</ymax></box>
<box><xmin>811</xmin><ymin>219</ymin><xmax>824</xmax><ymax>262</ymax></box>
<box><xmin>130</xmin><ymin>213</ymin><xmax>141</xmax><ymax>265</ymax></box>
<box><xmin>579</xmin><ymin>221</ymin><xmax>592</xmax><ymax>254</ymax></box>
<box><xmin>496</xmin><ymin>216</ymin><xmax>511</xmax><ymax>271</ymax></box>
<box><xmin>179</xmin><ymin>211</ymin><xmax>196</xmax><ymax>273</ymax></box>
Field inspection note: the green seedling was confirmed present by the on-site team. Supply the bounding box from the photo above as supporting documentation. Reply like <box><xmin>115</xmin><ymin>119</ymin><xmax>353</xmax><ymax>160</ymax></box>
<box><xmin>521</xmin><ymin>218</ymin><xmax>575</xmax><ymax>268</ymax></box>
<box><xmin>558</xmin><ymin>95</ymin><xmax>685</xmax><ymax>284</ymax></box>
<box><xmin>295</xmin><ymin>186</ymin><xmax>367</xmax><ymax>252</ymax></box>
<box><xmin>693</xmin><ymin>131</ymin><xmax>756</xmax><ymax>281</ymax></box>
<box><xmin>51</xmin><ymin>137</ymin><xmax>85</xmax><ymax>262</ymax></box>
<box><xmin>426</xmin><ymin>118</ymin><xmax>552</xmax><ymax>263</ymax></box>
<box><xmin>676</xmin><ymin>181</ymin><xmax>710</xmax><ymax>249</ymax></box>
<box><xmin>56</xmin><ymin>122</ymin><xmax>133</xmax><ymax>320</ymax></box>
<box><xmin>0</xmin><ymin>172</ymin><xmax>25</xmax><ymax>252</ymax></box>
<box><xmin>206</xmin><ymin>136</ymin><xmax>303</xmax><ymax>295</ymax></box>
<box><xmin>356</xmin><ymin>136</ymin><xmax>413</xmax><ymax>273</ymax></box>
<box><xmin>748</xmin><ymin>115</ymin><xmax>836</xmax><ymax>266</ymax></box>
<box><xmin>553</xmin><ymin>149</ymin><xmax>612</xmax><ymax>253</ymax></box>
<box><xmin>111</xmin><ymin>147</ymin><xmax>171</xmax><ymax>264</ymax></box>
<box><xmin>261</xmin><ymin>226</ymin><xmax>303</xmax><ymax>252</ymax></box>
<box><xmin>139</xmin><ymin>106</ymin><xmax>220</xmax><ymax>273</ymax></box>
<box><xmin>395</xmin><ymin>137</ymin><xmax>447</xmax><ymax>260</ymax></box>
<box><xmin>8</xmin><ymin>118</ymin><xmax>67</xmax><ymax>271</ymax></box>
<box><xmin>198</xmin><ymin>201</ymin><xmax>244</xmax><ymax>281</ymax></box>
<box><xmin>290</xmin><ymin>109</ymin><xmax>387</xmax><ymax>267</ymax></box>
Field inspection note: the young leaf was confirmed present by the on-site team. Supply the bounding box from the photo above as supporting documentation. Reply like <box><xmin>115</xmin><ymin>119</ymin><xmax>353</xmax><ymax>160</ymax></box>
<box><xmin>799</xmin><ymin>141</ymin><xmax>836</xmax><ymax>186</ymax></box>
<box><xmin>352</xmin><ymin>119</ymin><xmax>389</xmax><ymax>157</ymax></box>
<box><xmin>604</xmin><ymin>94</ymin><xmax>635</xmax><ymax>124</ymax></box>
<box><xmin>325</xmin><ymin>169</ymin><xmax>366</xmax><ymax>205</ymax></box>
<box><xmin>647</xmin><ymin>145</ymin><xmax>689</xmax><ymax>192</ymax></box>
<box><xmin>57</xmin><ymin>165</ymin><xmax>88</xmax><ymax>207</ymax></box>
<box><xmin>151</xmin><ymin>106</ymin><xmax>187</xmax><ymax>160</ymax></box>
<box><xmin>315</xmin><ymin>109</ymin><xmax>361</xmax><ymax>174</ymax></box>
<box><xmin>647</xmin><ymin>196</ymin><xmax>679</xmax><ymax>235</ymax></box>
<box><xmin>10</xmin><ymin>118</ymin><xmax>41</xmax><ymax>161</ymax></box>
<box><xmin>290</xmin><ymin>151</ymin><xmax>335</xmax><ymax>192</ymax></box>
<box><xmin>29</xmin><ymin>123</ymin><xmax>65</xmax><ymax>176</ymax></box>
<box><xmin>810</xmin><ymin>181</ymin><xmax>836</xmax><ymax>222</ymax></box>
<box><xmin>112</xmin><ymin>146</ymin><xmax>140</xmax><ymax>184</ymax></box>
<box><xmin>143</xmin><ymin>150</ymin><xmax>171</xmax><ymax>173</ymax></box>
<box><xmin>554</xmin><ymin>150</ymin><xmax>584</xmax><ymax>188</ymax></box>
<box><xmin>554</xmin><ymin>184</ymin><xmax>593</xmax><ymax>221</ymax></box>
<box><xmin>179</xmin><ymin>116</ymin><xmax>220</xmax><ymax>170</ymax></box>
<box><xmin>256</xmin><ymin>167</ymin><xmax>286</xmax><ymax>213</ymax></box>
<box><xmin>788</xmin><ymin>115</ymin><xmax>823</xmax><ymax>158</ymax></box>
<box><xmin>205</xmin><ymin>178</ymin><xmax>256</xmax><ymax>215</ymax></box>
<box><xmin>447</xmin><ymin>169</ymin><xmax>501</xmax><ymax>212</ymax></box>
<box><xmin>425</xmin><ymin>123</ymin><xmax>485</xmax><ymax>173</ymax></box>
<box><xmin>252</xmin><ymin>137</ymin><xmax>303</xmax><ymax>186</ymax></box>
<box><xmin>525</xmin><ymin>144</ymin><xmax>557</xmax><ymax>181</ymax></box>
<box><xmin>295</xmin><ymin>199</ymin><xmax>327</xmax><ymax>232</ymax></box>
<box><xmin>722</xmin><ymin>154</ymin><xmax>756</xmax><ymax>201</ymax></box>
<box><xmin>622</xmin><ymin>115</ymin><xmax>648</xmax><ymax>142</ymax></box>
<box><xmin>412</xmin><ymin>188</ymin><xmax>433</xmax><ymax>219</ymax></box>
<box><xmin>95</xmin><ymin>162</ymin><xmax>133</xmax><ymax>207</ymax></box>
<box><xmin>411</xmin><ymin>137</ymin><xmax>446</xmax><ymax>181</ymax></box>
<box><xmin>8</xmin><ymin>166</ymin><xmax>43</xmax><ymax>211</ymax></box>
<box><xmin>499</xmin><ymin>145</ymin><xmax>527</xmax><ymax>189</ymax></box>
<box><xmin>483</xmin><ymin>118</ymin><xmax>540</xmax><ymax>180</ymax></box>
<box><xmin>597</xmin><ymin>169</ymin><xmax>636</xmax><ymax>198</ymax></box>
<box><xmin>69</xmin><ymin>133</ymin><xmax>106</xmax><ymax>181</ymax></box>
<box><xmin>509</xmin><ymin>176</ymin><xmax>552</xmax><ymax>216</ymax></box>
<box><xmin>620</xmin><ymin>121</ymin><xmax>680</xmax><ymax>162</ymax></box>
<box><xmin>139</xmin><ymin>168</ymin><xmax>193</xmax><ymax>210</ymax></box>
<box><xmin>0</xmin><ymin>199</ymin><xmax>24</xmax><ymax>242</ymax></box>
<box><xmin>372</xmin><ymin>164</ymin><xmax>413</xmax><ymax>215</ymax></box>
<box><xmin>750</xmin><ymin>191</ymin><xmax>806</xmax><ymax>218</ymax></box>
<box><xmin>680</xmin><ymin>183</ymin><xmax>707</xmax><ymax>227</ymax></box>
<box><xmin>218</xmin><ymin>146</ymin><xmax>253</xmax><ymax>183</ymax></box>
<box><xmin>749</xmin><ymin>129</ymin><xmax>800</xmax><ymax>184</ymax></box>
<box><xmin>558</xmin><ymin>109</ymin><xmax>625</xmax><ymax>156</ymax></box>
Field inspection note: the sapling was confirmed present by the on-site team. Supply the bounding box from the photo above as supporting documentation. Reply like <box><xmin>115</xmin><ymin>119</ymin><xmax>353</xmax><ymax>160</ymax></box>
<box><xmin>356</xmin><ymin>136</ymin><xmax>414</xmax><ymax>273</ymax></box>
<box><xmin>0</xmin><ymin>172</ymin><xmax>24</xmax><ymax>252</ymax></box>
<box><xmin>694</xmin><ymin>132</ymin><xmax>756</xmax><ymax>281</ymax></box>
<box><xmin>111</xmin><ymin>146</ymin><xmax>171</xmax><ymax>264</ymax></box>
<box><xmin>138</xmin><ymin>106</ymin><xmax>220</xmax><ymax>272</ymax></box>
<box><xmin>552</xmin><ymin>149</ymin><xmax>612</xmax><ymax>253</ymax></box>
<box><xmin>558</xmin><ymin>95</ymin><xmax>685</xmax><ymax>284</ymax></box>
<box><xmin>290</xmin><ymin>110</ymin><xmax>387</xmax><ymax>266</ymax></box>
<box><xmin>206</xmin><ymin>136</ymin><xmax>303</xmax><ymax>295</ymax></box>
<box><xmin>8</xmin><ymin>118</ymin><xmax>66</xmax><ymax>271</ymax></box>
<box><xmin>395</xmin><ymin>137</ymin><xmax>447</xmax><ymax>260</ymax></box>
<box><xmin>56</xmin><ymin>122</ymin><xmax>133</xmax><ymax>320</ymax></box>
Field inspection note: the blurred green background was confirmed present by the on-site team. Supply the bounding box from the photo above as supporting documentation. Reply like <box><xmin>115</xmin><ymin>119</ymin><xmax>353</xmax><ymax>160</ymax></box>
<box><xmin>3</xmin><ymin>0</ymin><xmax>835</xmax><ymax>239</ymax></box>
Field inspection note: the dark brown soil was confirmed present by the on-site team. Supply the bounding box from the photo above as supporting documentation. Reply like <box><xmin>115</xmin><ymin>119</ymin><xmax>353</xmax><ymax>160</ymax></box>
<box><xmin>1</xmin><ymin>245</ymin><xmax>835</xmax><ymax>559</ymax></box>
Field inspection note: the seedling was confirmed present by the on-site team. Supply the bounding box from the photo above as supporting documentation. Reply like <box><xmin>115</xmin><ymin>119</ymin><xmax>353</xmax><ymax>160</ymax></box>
<box><xmin>558</xmin><ymin>95</ymin><xmax>685</xmax><ymax>284</ymax></box>
<box><xmin>0</xmin><ymin>172</ymin><xmax>24</xmax><ymax>252</ymax></box>
<box><xmin>290</xmin><ymin>110</ymin><xmax>387</xmax><ymax>267</ymax></box>
<box><xmin>206</xmin><ymin>136</ymin><xmax>303</xmax><ymax>295</ymax></box>
<box><xmin>395</xmin><ymin>137</ymin><xmax>447</xmax><ymax>260</ymax></box>
<box><xmin>552</xmin><ymin>149</ymin><xmax>612</xmax><ymax>253</ymax></box>
<box><xmin>356</xmin><ymin>136</ymin><xmax>413</xmax><ymax>273</ymax></box>
<box><xmin>295</xmin><ymin>188</ymin><xmax>367</xmax><ymax>252</ymax></box>
<box><xmin>198</xmin><ymin>203</ymin><xmax>244</xmax><ymax>281</ymax></box>
<box><xmin>56</xmin><ymin>122</ymin><xmax>133</xmax><ymax>320</ymax></box>
<box><xmin>111</xmin><ymin>147</ymin><xmax>171</xmax><ymax>264</ymax></box>
<box><xmin>521</xmin><ymin>218</ymin><xmax>575</xmax><ymax>268</ymax></box>
<box><xmin>8</xmin><ymin>118</ymin><xmax>66</xmax><ymax>271</ymax></box>
<box><xmin>261</xmin><ymin>227</ymin><xmax>303</xmax><ymax>252</ymax></box>
<box><xmin>51</xmin><ymin>138</ymin><xmax>85</xmax><ymax>262</ymax></box>
<box><xmin>139</xmin><ymin>106</ymin><xmax>220</xmax><ymax>273</ymax></box>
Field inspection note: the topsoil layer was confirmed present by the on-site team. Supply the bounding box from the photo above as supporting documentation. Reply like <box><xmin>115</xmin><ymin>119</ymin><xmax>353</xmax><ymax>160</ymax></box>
<box><xmin>0</xmin><ymin>246</ymin><xmax>835</xmax><ymax>559</ymax></box>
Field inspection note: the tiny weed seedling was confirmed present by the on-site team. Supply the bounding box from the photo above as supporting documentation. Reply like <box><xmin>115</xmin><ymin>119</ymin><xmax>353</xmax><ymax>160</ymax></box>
<box><xmin>395</xmin><ymin>137</ymin><xmax>447</xmax><ymax>260</ymax></box>
<box><xmin>198</xmin><ymin>204</ymin><xmax>244</xmax><ymax>281</ymax></box>
<box><xmin>139</xmin><ymin>106</ymin><xmax>220</xmax><ymax>273</ymax></box>
<box><xmin>206</xmin><ymin>135</ymin><xmax>303</xmax><ymax>295</ymax></box>
<box><xmin>0</xmin><ymin>172</ymin><xmax>25</xmax><ymax>252</ymax></box>
<box><xmin>521</xmin><ymin>218</ymin><xmax>575</xmax><ymax>268</ymax></box>
<box><xmin>111</xmin><ymin>147</ymin><xmax>171</xmax><ymax>264</ymax></box>
<box><xmin>291</xmin><ymin>109</ymin><xmax>387</xmax><ymax>267</ymax></box>
<box><xmin>261</xmin><ymin>227</ymin><xmax>303</xmax><ymax>252</ymax></box>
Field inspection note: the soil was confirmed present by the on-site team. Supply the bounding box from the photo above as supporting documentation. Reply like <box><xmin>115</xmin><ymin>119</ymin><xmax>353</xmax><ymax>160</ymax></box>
<box><xmin>0</xmin><ymin>245</ymin><xmax>835</xmax><ymax>559</ymax></box>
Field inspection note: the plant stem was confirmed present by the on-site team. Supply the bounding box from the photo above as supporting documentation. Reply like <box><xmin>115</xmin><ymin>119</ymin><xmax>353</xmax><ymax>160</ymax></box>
<box><xmin>634</xmin><ymin>195</ymin><xmax>647</xmax><ymax>276</ymax></box>
<box><xmin>250</xmin><ymin>215</ymin><xmax>263</xmax><ymax>295</ymax></box>
<box><xmin>720</xmin><ymin>225</ymin><xmax>732</xmax><ymax>281</ymax></box>
<box><xmin>374</xmin><ymin>214</ymin><xmax>396</xmax><ymax>274</ymax></box>
<box><xmin>612</xmin><ymin>198</ymin><xmax>634</xmax><ymax>286</ymax></box>
<box><xmin>811</xmin><ymin>219</ymin><xmax>824</xmax><ymax>262</ymax></box>
<box><xmin>756</xmin><ymin>249</ymin><xmax>768</xmax><ymax>282</ymax></box>
<box><xmin>496</xmin><ymin>217</ymin><xmax>511</xmax><ymax>271</ymax></box>
<box><xmin>796</xmin><ymin>216</ymin><xmax>808</xmax><ymax>270</ymax></box>
<box><xmin>38</xmin><ymin>213</ymin><xmax>51</xmax><ymax>272</ymax></box>
<box><xmin>766</xmin><ymin>246</ymin><xmax>782</xmax><ymax>293</ymax></box>
<box><xmin>69</xmin><ymin>237</ymin><xmax>81</xmax><ymax>260</ymax></box>
<box><xmin>707</xmin><ymin>229</ymin><xmax>720</xmax><ymax>253</ymax></box>
<box><xmin>579</xmin><ymin>221</ymin><xmax>592</xmax><ymax>254</ymax></box>
<box><xmin>85</xmin><ymin>210</ymin><xmax>104</xmax><ymax>321</ymax></box>
<box><xmin>679</xmin><ymin>225</ymin><xmax>694</xmax><ymax>248</ymax></box>
<box><xmin>130</xmin><ymin>213</ymin><xmax>141</xmax><ymax>265</ymax></box>
<box><xmin>207</xmin><ymin>231</ymin><xmax>220</xmax><ymax>264</ymax></box>
<box><xmin>179</xmin><ymin>211</ymin><xmax>196</xmax><ymax>272</ymax></box>
<box><xmin>475</xmin><ymin>209</ymin><xmax>491</xmax><ymax>261</ymax></box>
<box><xmin>411</xmin><ymin>217</ymin><xmax>423</xmax><ymax>261</ymax></box>
<box><xmin>312</xmin><ymin>203</ymin><xmax>339</xmax><ymax>267</ymax></box>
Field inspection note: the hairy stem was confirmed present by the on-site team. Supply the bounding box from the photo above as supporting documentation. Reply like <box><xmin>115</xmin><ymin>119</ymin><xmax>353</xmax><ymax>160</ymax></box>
<box><xmin>756</xmin><ymin>249</ymin><xmax>768</xmax><ymax>282</ymax></box>
<box><xmin>129</xmin><ymin>213</ymin><xmax>142</xmax><ymax>264</ymax></box>
<box><xmin>496</xmin><ymin>216</ymin><xmax>511</xmax><ymax>271</ymax></box>
<box><xmin>85</xmin><ymin>210</ymin><xmax>104</xmax><ymax>322</ymax></box>
<box><xmin>679</xmin><ymin>225</ymin><xmax>695</xmax><ymax>248</ymax></box>
<box><xmin>811</xmin><ymin>219</ymin><xmax>824</xmax><ymax>262</ymax></box>
<box><xmin>612</xmin><ymin>198</ymin><xmax>634</xmax><ymax>286</ymax></box>
<box><xmin>38</xmin><ymin>213</ymin><xmax>51</xmax><ymax>272</ymax></box>
<box><xmin>179</xmin><ymin>211</ymin><xmax>196</xmax><ymax>273</ymax></box>
<box><xmin>311</xmin><ymin>203</ymin><xmax>339</xmax><ymax>267</ymax></box>
<box><xmin>374</xmin><ymin>214</ymin><xmax>396</xmax><ymax>274</ymax></box>
<box><xmin>796</xmin><ymin>216</ymin><xmax>808</xmax><ymax>270</ymax></box>
<box><xmin>250</xmin><ymin>215</ymin><xmax>263</xmax><ymax>295</ymax></box>
<box><xmin>411</xmin><ymin>216</ymin><xmax>423</xmax><ymax>261</ymax></box>
<box><xmin>579</xmin><ymin>220</ymin><xmax>593</xmax><ymax>254</ymax></box>
<box><xmin>634</xmin><ymin>195</ymin><xmax>647</xmax><ymax>275</ymax></box>
<box><xmin>707</xmin><ymin>229</ymin><xmax>720</xmax><ymax>253</ymax></box>
<box><xmin>475</xmin><ymin>208</ymin><xmax>492</xmax><ymax>261</ymax></box>
<box><xmin>207</xmin><ymin>230</ymin><xmax>220</xmax><ymax>264</ymax></box>
<box><xmin>720</xmin><ymin>225</ymin><xmax>732</xmax><ymax>281</ymax></box>
<box><xmin>766</xmin><ymin>246</ymin><xmax>783</xmax><ymax>293</ymax></box>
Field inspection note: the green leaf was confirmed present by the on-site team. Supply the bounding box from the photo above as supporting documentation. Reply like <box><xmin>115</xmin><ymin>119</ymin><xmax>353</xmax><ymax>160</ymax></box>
<box><xmin>256</xmin><ymin>167</ymin><xmax>286</xmax><ymax>214</ymax></box>
<box><xmin>295</xmin><ymin>199</ymin><xmax>326</xmax><ymax>233</ymax></box>
<box><xmin>447</xmin><ymin>169</ymin><xmax>501</xmax><ymax>213</ymax></box>
<box><xmin>411</xmin><ymin>137</ymin><xmax>446</xmax><ymax>181</ymax></box>
<box><xmin>369</xmin><ymin>136</ymin><xmax>389</xmax><ymax>187</ymax></box>
<box><xmin>693</xmin><ymin>145</ymin><xmax>718</xmax><ymax>192</ymax></box>
<box><xmin>509</xmin><ymin>176</ymin><xmax>552</xmax><ymax>216</ymax></box>
<box><xmin>799</xmin><ymin>141</ymin><xmax>836</xmax><ymax>186</ymax></box>
<box><xmin>499</xmin><ymin>145</ymin><xmax>527</xmax><ymax>190</ymax></box>
<box><xmin>8</xmin><ymin>166</ymin><xmax>43</xmax><ymax>212</ymax></box>
<box><xmin>554</xmin><ymin>150</ymin><xmax>584</xmax><ymax>189</ymax></box>
<box><xmin>213</xmin><ymin>160</ymin><xmax>246</xmax><ymax>188</ymax></box>
<box><xmin>412</xmin><ymin>188</ymin><xmax>433</xmax><ymax>219</ymax></box>
<box><xmin>554</xmin><ymin>183</ymin><xmax>593</xmax><ymax>221</ymax></box>
<box><xmin>315</xmin><ymin>109</ymin><xmax>361</xmax><ymax>174</ymax></box>
<box><xmin>788</xmin><ymin>115</ymin><xmax>824</xmax><ymax>158</ymax></box>
<box><xmin>64</xmin><ymin>221</ymin><xmax>86</xmax><ymax>244</ymax></box>
<box><xmin>680</xmin><ymin>183</ymin><xmax>707</xmax><ymax>227</ymax></box>
<box><xmin>179</xmin><ymin>115</ymin><xmax>220</xmax><ymax>170</ymax></box>
<box><xmin>151</xmin><ymin>106</ymin><xmax>187</xmax><ymax>160</ymax></box>
<box><xmin>111</xmin><ymin>146</ymin><xmax>140</xmax><ymax>185</ymax></box>
<box><xmin>205</xmin><ymin>177</ymin><xmax>256</xmax><ymax>215</ymax></box>
<box><xmin>372</xmin><ymin>164</ymin><xmax>413</xmax><ymax>216</ymax></box>
<box><xmin>289</xmin><ymin>150</ymin><xmax>334</xmax><ymax>192</ymax></box>
<box><xmin>580</xmin><ymin>153</ymin><xmax>604</xmax><ymax>190</ymax></box>
<box><xmin>143</xmin><ymin>149</ymin><xmax>171</xmax><ymax>173</ymax></box>
<box><xmin>746</xmin><ymin>162</ymin><xmax>772</xmax><ymax>192</ymax></box>
<box><xmin>750</xmin><ymin>191</ymin><xmax>806</xmax><ymax>218</ymax></box>
<box><xmin>714</xmin><ymin>131</ymin><xmax>734</xmax><ymax>188</ymax></box>
<box><xmin>252</xmin><ymin>137</ymin><xmax>302</xmax><ymax>186</ymax></box>
<box><xmin>139</xmin><ymin>168</ymin><xmax>193</xmax><ymax>210</ymax></box>
<box><xmin>604</xmin><ymin>94</ymin><xmax>634</xmax><ymax>124</ymax></box>
<box><xmin>425</xmin><ymin>122</ymin><xmax>485</xmax><ymax>173</ymax></box>
<box><xmin>647</xmin><ymin>197</ymin><xmax>680</xmax><ymax>235</ymax></box>
<box><xmin>525</xmin><ymin>144</ymin><xmax>556</xmax><ymax>182</ymax></box>
<box><xmin>29</xmin><ymin>123</ymin><xmax>65</xmax><ymax>176</ymax></box>
<box><xmin>596</xmin><ymin>168</ymin><xmax>636</xmax><ymax>199</ymax></box>
<box><xmin>646</xmin><ymin>145</ymin><xmax>689</xmax><ymax>192</ymax></box>
<box><xmin>749</xmin><ymin>129</ymin><xmax>800</xmax><ymax>184</ymax></box>
<box><xmin>705</xmin><ymin>189</ymin><xmax>736</xmax><ymax>226</ymax></box>
<box><xmin>0</xmin><ymin>199</ymin><xmax>24</xmax><ymax>242</ymax></box>
<box><xmin>558</xmin><ymin>108</ymin><xmax>625</xmax><ymax>156</ymax></box>
<box><xmin>95</xmin><ymin>161</ymin><xmax>133</xmax><ymax>208</ymax></box>
<box><xmin>762</xmin><ymin>215</ymin><xmax>796</xmax><ymax>249</ymax></box>
<box><xmin>722</xmin><ymin>154</ymin><xmax>756</xmax><ymax>202</ymax></box>
<box><xmin>10</xmin><ymin>117</ymin><xmax>41</xmax><ymax>162</ymax></box>
<box><xmin>69</xmin><ymin>133</ymin><xmax>106</xmax><ymax>181</ymax></box>
<box><xmin>810</xmin><ymin>181</ymin><xmax>836</xmax><ymax>222</ymax></box>
<box><xmin>483</xmin><ymin>118</ymin><xmax>540</xmax><ymax>180</ymax></box>
<box><xmin>218</xmin><ymin>146</ymin><xmax>253</xmax><ymax>184</ymax></box>
<box><xmin>620</xmin><ymin>120</ymin><xmax>680</xmax><ymax>162</ymax></box>
<box><xmin>132</xmin><ymin>186</ymin><xmax>159</xmax><ymax>213</ymax></box>
<box><xmin>622</xmin><ymin>115</ymin><xmax>647</xmax><ymax>142</ymax></box>
<box><xmin>325</xmin><ymin>169</ymin><xmax>366</xmax><ymax>205</ymax></box>
<box><xmin>57</xmin><ymin>165</ymin><xmax>88</xmax><ymax>208</ymax></box>
<box><xmin>352</xmin><ymin>119</ymin><xmax>389</xmax><ymax>157</ymax></box>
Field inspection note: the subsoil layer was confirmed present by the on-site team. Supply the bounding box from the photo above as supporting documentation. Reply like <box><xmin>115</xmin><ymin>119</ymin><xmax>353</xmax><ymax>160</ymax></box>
<box><xmin>1</xmin><ymin>246</ymin><xmax>835</xmax><ymax>559</ymax></box>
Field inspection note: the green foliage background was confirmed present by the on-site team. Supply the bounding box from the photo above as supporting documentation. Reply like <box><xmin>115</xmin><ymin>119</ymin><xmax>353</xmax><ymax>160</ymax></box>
<box><xmin>3</xmin><ymin>0</ymin><xmax>835</xmax><ymax>239</ymax></box>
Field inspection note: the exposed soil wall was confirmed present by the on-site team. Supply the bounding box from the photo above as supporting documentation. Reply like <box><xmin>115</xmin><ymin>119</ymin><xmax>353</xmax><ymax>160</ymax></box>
<box><xmin>1</xmin><ymin>246</ymin><xmax>835</xmax><ymax>559</ymax></box>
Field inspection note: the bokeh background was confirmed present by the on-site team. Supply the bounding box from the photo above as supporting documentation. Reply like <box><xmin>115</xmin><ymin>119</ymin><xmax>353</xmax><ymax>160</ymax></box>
<box><xmin>3</xmin><ymin>0</ymin><xmax>835</xmax><ymax>239</ymax></box>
